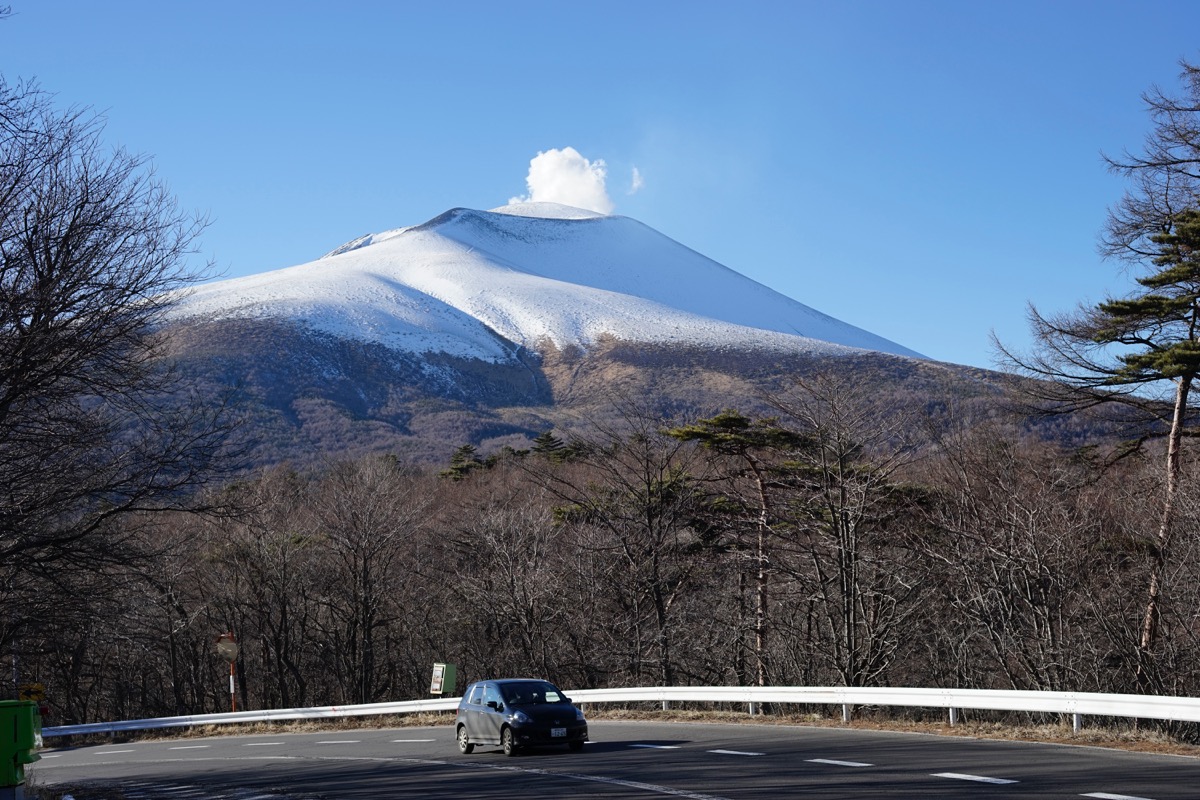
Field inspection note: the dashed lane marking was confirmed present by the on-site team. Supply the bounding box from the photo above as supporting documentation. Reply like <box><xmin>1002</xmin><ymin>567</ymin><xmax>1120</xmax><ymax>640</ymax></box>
<box><xmin>934</xmin><ymin>772</ymin><xmax>1019</xmax><ymax>785</ymax></box>
<box><xmin>242</xmin><ymin>742</ymin><xmax>284</xmax><ymax>746</ymax></box>
<box><xmin>423</xmin><ymin>755</ymin><xmax>735</xmax><ymax>799</ymax></box>
<box><xmin>138</xmin><ymin>786</ymin><xmax>209</xmax><ymax>796</ymax></box>
<box><xmin>168</xmin><ymin>745</ymin><xmax>210</xmax><ymax>750</ymax></box>
<box><xmin>630</xmin><ymin>744</ymin><xmax>681</xmax><ymax>749</ymax></box>
<box><xmin>1082</xmin><ymin>794</ymin><xmax>1157</xmax><ymax>800</ymax></box>
<box><xmin>315</xmin><ymin>740</ymin><xmax>360</xmax><ymax>744</ymax></box>
<box><xmin>708</xmin><ymin>749</ymin><xmax>764</xmax><ymax>756</ymax></box>
<box><xmin>391</xmin><ymin>738</ymin><xmax>436</xmax><ymax>743</ymax></box>
<box><xmin>807</xmin><ymin>758</ymin><xmax>873</xmax><ymax>767</ymax></box>
<box><xmin>95</xmin><ymin>749</ymin><xmax>136</xmax><ymax>755</ymax></box>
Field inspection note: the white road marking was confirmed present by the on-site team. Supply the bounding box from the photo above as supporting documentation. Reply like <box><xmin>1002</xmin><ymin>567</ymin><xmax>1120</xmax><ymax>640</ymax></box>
<box><xmin>169</xmin><ymin>745</ymin><xmax>210</xmax><ymax>750</ymax></box>
<box><xmin>807</xmin><ymin>758</ymin><xmax>873</xmax><ymax>767</ymax></box>
<box><xmin>223</xmin><ymin>752</ymin><xmax>738</xmax><ymax>799</ymax></box>
<box><xmin>708</xmin><ymin>749</ymin><xmax>764</xmax><ymax>756</ymax></box>
<box><xmin>391</xmin><ymin>738</ymin><xmax>436</xmax><ymax>743</ymax></box>
<box><xmin>38</xmin><ymin>753</ymin><xmax>61</xmax><ymax>758</ymax></box>
<box><xmin>93</xmin><ymin>784</ymin><xmax>293</xmax><ymax>800</ymax></box>
<box><xmin>243</xmin><ymin>742</ymin><xmax>284</xmax><ymax>746</ymax></box>
<box><xmin>1082</xmin><ymin>794</ymin><xmax>1157</xmax><ymax>800</ymax></box>
<box><xmin>316</xmin><ymin>739</ymin><xmax>360</xmax><ymax>744</ymax></box>
<box><xmin>95</xmin><ymin>749</ymin><xmax>135</xmax><ymax>754</ymax></box>
<box><xmin>630</xmin><ymin>744</ymin><xmax>680</xmax><ymax>749</ymax></box>
<box><xmin>934</xmin><ymin>772</ymin><xmax>1018</xmax><ymax>785</ymax></box>
<box><xmin>450</xmin><ymin>757</ymin><xmax>732</xmax><ymax>799</ymax></box>
<box><xmin>556</xmin><ymin>773</ymin><xmax>730</xmax><ymax>799</ymax></box>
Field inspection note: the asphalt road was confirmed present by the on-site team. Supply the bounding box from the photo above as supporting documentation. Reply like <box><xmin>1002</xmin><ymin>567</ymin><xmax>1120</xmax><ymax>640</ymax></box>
<box><xmin>31</xmin><ymin>720</ymin><xmax>1200</xmax><ymax>799</ymax></box>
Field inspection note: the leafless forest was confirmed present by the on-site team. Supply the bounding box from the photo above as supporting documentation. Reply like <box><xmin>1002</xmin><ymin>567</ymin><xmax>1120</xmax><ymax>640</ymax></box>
<box><xmin>14</xmin><ymin>381</ymin><xmax>1200</xmax><ymax>730</ymax></box>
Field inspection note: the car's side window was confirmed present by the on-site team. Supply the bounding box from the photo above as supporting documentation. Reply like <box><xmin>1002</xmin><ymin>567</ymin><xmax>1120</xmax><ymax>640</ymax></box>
<box><xmin>483</xmin><ymin>683</ymin><xmax>502</xmax><ymax>708</ymax></box>
<box><xmin>467</xmin><ymin>684</ymin><xmax>484</xmax><ymax>705</ymax></box>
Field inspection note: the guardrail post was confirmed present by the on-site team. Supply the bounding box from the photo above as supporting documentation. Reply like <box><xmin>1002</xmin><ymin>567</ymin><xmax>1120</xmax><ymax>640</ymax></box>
<box><xmin>748</xmin><ymin>702</ymin><xmax>757</xmax><ymax>716</ymax></box>
<box><xmin>662</xmin><ymin>700</ymin><xmax>669</xmax><ymax>712</ymax></box>
<box><xmin>841</xmin><ymin>704</ymin><xmax>850</xmax><ymax>723</ymax></box>
<box><xmin>1072</xmin><ymin>713</ymin><xmax>1081</xmax><ymax>734</ymax></box>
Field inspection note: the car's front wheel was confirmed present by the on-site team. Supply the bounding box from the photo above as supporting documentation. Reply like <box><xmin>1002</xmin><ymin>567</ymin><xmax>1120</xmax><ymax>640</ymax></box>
<box><xmin>456</xmin><ymin>726</ymin><xmax>474</xmax><ymax>754</ymax></box>
<box><xmin>501</xmin><ymin>727</ymin><xmax>517</xmax><ymax>757</ymax></box>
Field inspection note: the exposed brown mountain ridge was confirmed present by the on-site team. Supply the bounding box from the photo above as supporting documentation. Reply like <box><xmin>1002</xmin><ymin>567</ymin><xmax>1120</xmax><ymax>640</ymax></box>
<box><xmin>163</xmin><ymin>315</ymin><xmax>1098</xmax><ymax>471</ymax></box>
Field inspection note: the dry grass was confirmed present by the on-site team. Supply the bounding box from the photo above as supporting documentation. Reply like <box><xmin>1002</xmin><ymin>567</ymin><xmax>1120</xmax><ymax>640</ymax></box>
<box><xmin>588</xmin><ymin>707</ymin><xmax>1200</xmax><ymax>757</ymax></box>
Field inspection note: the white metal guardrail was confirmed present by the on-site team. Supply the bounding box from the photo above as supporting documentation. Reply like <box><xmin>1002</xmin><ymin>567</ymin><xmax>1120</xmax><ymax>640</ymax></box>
<box><xmin>41</xmin><ymin>685</ymin><xmax>1200</xmax><ymax>739</ymax></box>
<box><xmin>42</xmin><ymin>697</ymin><xmax>461</xmax><ymax>738</ymax></box>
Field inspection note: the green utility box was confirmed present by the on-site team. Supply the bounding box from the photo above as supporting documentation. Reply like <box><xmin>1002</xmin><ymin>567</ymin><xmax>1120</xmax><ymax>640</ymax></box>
<box><xmin>0</xmin><ymin>700</ymin><xmax>41</xmax><ymax>791</ymax></box>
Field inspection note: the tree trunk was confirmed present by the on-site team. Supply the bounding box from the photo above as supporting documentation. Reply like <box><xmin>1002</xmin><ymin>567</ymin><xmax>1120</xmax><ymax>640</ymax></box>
<box><xmin>1137</xmin><ymin>376</ymin><xmax>1190</xmax><ymax>689</ymax></box>
<box><xmin>750</xmin><ymin>458</ymin><xmax>770</xmax><ymax>688</ymax></box>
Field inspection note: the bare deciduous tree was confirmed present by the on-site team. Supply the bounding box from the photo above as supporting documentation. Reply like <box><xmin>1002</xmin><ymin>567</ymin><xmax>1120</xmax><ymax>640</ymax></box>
<box><xmin>529</xmin><ymin>409</ymin><xmax>716</xmax><ymax>687</ymax></box>
<box><xmin>309</xmin><ymin>457</ymin><xmax>429</xmax><ymax>704</ymax></box>
<box><xmin>0</xmin><ymin>74</ymin><xmax>237</xmax><ymax>695</ymax></box>
<box><xmin>768</xmin><ymin>373</ymin><xmax>925</xmax><ymax>687</ymax></box>
<box><xmin>919</xmin><ymin>426</ymin><xmax>1105</xmax><ymax>691</ymax></box>
<box><xmin>453</xmin><ymin>501</ymin><xmax>567</xmax><ymax>680</ymax></box>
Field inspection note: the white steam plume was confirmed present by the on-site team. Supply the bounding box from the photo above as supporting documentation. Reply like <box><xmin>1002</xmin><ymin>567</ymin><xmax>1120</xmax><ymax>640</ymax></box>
<box><xmin>510</xmin><ymin>147</ymin><xmax>615</xmax><ymax>214</ymax></box>
<box><xmin>629</xmin><ymin>166</ymin><xmax>644</xmax><ymax>195</ymax></box>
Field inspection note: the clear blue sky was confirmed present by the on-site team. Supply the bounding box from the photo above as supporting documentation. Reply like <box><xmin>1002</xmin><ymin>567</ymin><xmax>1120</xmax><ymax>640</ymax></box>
<box><xmin>6</xmin><ymin>1</ymin><xmax>1200</xmax><ymax>369</ymax></box>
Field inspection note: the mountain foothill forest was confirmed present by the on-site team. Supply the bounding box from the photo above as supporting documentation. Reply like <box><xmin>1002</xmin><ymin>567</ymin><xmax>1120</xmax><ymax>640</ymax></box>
<box><xmin>6</xmin><ymin>32</ymin><xmax>1200</xmax><ymax>742</ymax></box>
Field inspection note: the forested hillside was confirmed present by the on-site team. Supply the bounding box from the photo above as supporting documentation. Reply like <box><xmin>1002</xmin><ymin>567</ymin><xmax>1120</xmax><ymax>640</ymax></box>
<box><xmin>19</xmin><ymin>378</ymin><xmax>1199</xmax><ymax>728</ymax></box>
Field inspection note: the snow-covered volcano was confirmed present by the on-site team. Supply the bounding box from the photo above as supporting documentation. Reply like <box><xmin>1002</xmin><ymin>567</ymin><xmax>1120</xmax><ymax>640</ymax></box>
<box><xmin>173</xmin><ymin>202</ymin><xmax>923</xmax><ymax>361</ymax></box>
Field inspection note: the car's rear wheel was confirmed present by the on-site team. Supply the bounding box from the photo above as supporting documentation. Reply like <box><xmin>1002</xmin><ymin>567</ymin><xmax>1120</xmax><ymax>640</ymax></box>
<box><xmin>456</xmin><ymin>725</ymin><xmax>474</xmax><ymax>754</ymax></box>
<box><xmin>568</xmin><ymin>739</ymin><xmax>584</xmax><ymax>752</ymax></box>
<box><xmin>501</xmin><ymin>727</ymin><xmax>517</xmax><ymax>757</ymax></box>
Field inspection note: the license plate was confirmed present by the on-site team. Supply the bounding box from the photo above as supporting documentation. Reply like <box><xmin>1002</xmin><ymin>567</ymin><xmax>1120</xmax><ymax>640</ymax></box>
<box><xmin>551</xmin><ymin>727</ymin><xmax>567</xmax><ymax>738</ymax></box>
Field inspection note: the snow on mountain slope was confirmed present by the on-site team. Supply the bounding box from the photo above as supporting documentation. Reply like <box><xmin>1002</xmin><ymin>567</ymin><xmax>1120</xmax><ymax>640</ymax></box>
<box><xmin>172</xmin><ymin>203</ymin><xmax>924</xmax><ymax>362</ymax></box>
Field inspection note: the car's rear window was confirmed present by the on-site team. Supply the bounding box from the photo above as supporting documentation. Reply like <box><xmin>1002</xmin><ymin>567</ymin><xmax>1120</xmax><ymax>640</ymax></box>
<box><xmin>501</xmin><ymin>681</ymin><xmax>565</xmax><ymax>705</ymax></box>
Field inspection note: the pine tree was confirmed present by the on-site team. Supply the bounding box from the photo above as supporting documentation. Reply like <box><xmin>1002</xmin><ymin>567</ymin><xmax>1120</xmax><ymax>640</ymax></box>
<box><xmin>1096</xmin><ymin>208</ymin><xmax>1200</xmax><ymax>676</ymax></box>
<box><xmin>439</xmin><ymin>444</ymin><xmax>483</xmax><ymax>480</ymax></box>
<box><xmin>531</xmin><ymin>431</ymin><xmax>567</xmax><ymax>462</ymax></box>
<box><xmin>668</xmin><ymin>410</ymin><xmax>809</xmax><ymax>687</ymax></box>
<box><xmin>997</xmin><ymin>60</ymin><xmax>1200</xmax><ymax>687</ymax></box>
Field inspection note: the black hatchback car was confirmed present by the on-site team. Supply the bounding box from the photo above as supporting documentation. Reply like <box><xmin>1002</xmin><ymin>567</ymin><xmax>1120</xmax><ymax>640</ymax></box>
<box><xmin>455</xmin><ymin>678</ymin><xmax>588</xmax><ymax>756</ymax></box>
